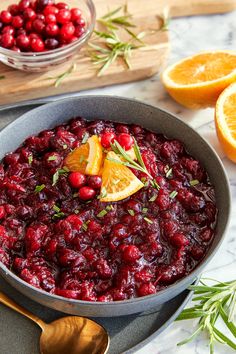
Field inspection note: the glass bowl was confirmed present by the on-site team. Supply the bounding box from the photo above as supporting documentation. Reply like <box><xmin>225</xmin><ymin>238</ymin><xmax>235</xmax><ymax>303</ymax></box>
<box><xmin>0</xmin><ymin>0</ymin><xmax>96</xmax><ymax>72</ymax></box>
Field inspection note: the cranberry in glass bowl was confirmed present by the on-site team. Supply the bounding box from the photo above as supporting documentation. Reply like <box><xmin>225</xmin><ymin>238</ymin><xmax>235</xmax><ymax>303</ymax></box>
<box><xmin>0</xmin><ymin>0</ymin><xmax>96</xmax><ymax>72</ymax></box>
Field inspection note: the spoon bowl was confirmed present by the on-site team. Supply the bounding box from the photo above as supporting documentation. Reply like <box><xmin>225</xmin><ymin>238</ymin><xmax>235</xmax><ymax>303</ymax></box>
<box><xmin>39</xmin><ymin>317</ymin><xmax>109</xmax><ymax>354</ymax></box>
<box><xmin>0</xmin><ymin>292</ymin><xmax>109</xmax><ymax>354</ymax></box>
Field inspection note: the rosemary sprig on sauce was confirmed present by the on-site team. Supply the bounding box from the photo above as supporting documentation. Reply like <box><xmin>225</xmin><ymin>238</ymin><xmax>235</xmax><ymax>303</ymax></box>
<box><xmin>109</xmin><ymin>139</ymin><xmax>152</xmax><ymax>179</ymax></box>
<box><xmin>176</xmin><ymin>278</ymin><xmax>236</xmax><ymax>353</ymax></box>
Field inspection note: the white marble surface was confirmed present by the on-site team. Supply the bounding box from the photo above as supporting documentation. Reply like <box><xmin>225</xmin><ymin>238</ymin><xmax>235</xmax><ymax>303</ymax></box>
<box><xmin>77</xmin><ymin>10</ymin><xmax>236</xmax><ymax>354</ymax></box>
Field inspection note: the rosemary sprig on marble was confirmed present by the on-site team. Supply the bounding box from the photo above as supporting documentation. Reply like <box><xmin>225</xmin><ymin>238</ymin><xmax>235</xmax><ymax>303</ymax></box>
<box><xmin>108</xmin><ymin>139</ymin><xmax>152</xmax><ymax>179</ymax></box>
<box><xmin>176</xmin><ymin>278</ymin><xmax>236</xmax><ymax>353</ymax></box>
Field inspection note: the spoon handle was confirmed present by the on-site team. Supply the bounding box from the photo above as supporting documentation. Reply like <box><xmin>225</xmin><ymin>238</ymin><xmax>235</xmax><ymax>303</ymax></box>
<box><xmin>0</xmin><ymin>292</ymin><xmax>45</xmax><ymax>330</ymax></box>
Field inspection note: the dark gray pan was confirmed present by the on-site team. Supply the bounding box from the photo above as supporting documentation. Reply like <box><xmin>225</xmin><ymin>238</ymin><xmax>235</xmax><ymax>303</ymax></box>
<box><xmin>0</xmin><ymin>96</ymin><xmax>231</xmax><ymax>317</ymax></box>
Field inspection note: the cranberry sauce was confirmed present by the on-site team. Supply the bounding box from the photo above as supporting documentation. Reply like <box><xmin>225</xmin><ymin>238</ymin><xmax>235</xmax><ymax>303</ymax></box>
<box><xmin>0</xmin><ymin>118</ymin><xmax>217</xmax><ymax>301</ymax></box>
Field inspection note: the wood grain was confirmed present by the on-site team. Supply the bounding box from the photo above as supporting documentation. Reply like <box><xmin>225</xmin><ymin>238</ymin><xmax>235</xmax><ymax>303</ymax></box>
<box><xmin>0</xmin><ymin>0</ymin><xmax>235</xmax><ymax>105</ymax></box>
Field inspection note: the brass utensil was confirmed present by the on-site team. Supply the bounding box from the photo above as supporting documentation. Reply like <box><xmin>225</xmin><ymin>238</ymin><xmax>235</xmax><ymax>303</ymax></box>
<box><xmin>0</xmin><ymin>292</ymin><xmax>109</xmax><ymax>354</ymax></box>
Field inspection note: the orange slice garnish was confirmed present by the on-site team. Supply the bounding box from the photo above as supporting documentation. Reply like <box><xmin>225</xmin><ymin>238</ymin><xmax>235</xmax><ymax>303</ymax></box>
<box><xmin>100</xmin><ymin>151</ymin><xmax>144</xmax><ymax>202</ymax></box>
<box><xmin>65</xmin><ymin>135</ymin><xmax>103</xmax><ymax>175</ymax></box>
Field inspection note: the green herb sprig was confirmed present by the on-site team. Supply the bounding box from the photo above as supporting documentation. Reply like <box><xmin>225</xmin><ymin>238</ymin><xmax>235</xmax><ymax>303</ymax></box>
<box><xmin>109</xmin><ymin>139</ymin><xmax>152</xmax><ymax>179</ymax></box>
<box><xmin>176</xmin><ymin>278</ymin><xmax>236</xmax><ymax>353</ymax></box>
<box><xmin>89</xmin><ymin>5</ymin><xmax>145</xmax><ymax>76</ymax></box>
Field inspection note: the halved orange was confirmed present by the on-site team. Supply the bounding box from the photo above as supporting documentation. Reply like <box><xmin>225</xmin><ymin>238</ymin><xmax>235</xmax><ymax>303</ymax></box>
<box><xmin>65</xmin><ymin>135</ymin><xmax>103</xmax><ymax>175</ymax></box>
<box><xmin>162</xmin><ymin>51</ymin><xmax>236</xmax><ymax>109</ymax></box>
<box><xmin>100</xmin><ymin>152</ymin><xmax>144</xmax><ymax>202</ymax></box>
<box><xmin>215</xmin><ymin>82</ymin><xmax>236</xmax><ymax>163</ymax></box>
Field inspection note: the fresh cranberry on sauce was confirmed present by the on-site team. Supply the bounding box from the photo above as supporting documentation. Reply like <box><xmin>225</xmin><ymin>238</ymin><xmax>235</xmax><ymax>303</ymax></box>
<box><xmin>101</xmin><ymin>132</ymin><xmax>116</xmax><ymax>148</ymax></box>
<box><xmin>117</xmin><ymin>133</ymin><xmax>134</xmax><ymax>150</ymax></box>
<box><xmin>68</xmin><ymin>172</ymin><xmax>86</xmax><ymax>189</ymax></box>
<box><xmin>78</xmin><ymin>186</ymin><xmax>96</xmax><ymax>201</ymax></box>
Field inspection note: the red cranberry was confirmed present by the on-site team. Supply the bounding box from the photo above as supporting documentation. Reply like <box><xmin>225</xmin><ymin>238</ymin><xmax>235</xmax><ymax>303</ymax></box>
<box><xmin>56</xmin><ymin>9</ymin><xmax>71</xmax><ymax>24</ymax></box>
<box><xmin>2</xmin><ymin>26</ymin><xmax>15</xmax><ymax>35</ymax></box>
<box><xmin>117</xmin><ymin>133</ymin><xmax>134</xmax><ymax>150</ymax></box>
<box><xmin>16</xmin><ymin>28</ymin><xmax>26</xmax><ymax>36</ymax></box>
<box><xmin>60</xmin><ymin>22</ymin><xmax>75</xmax><ymax>41</ymax></box>
<box><xmin>101</xmin><ymin>132</ymin><xmax>116</xmax><ymax>148</ymax></box>
<box><xmin>43</xmin><ymin>5</ymin><xmax>59</xmax><ymax>16</ymax></box>
<box><xmin>122</xmin><ymin>245</ymin><xmax>141</xmax><ymax>262</ymax></box>
<box><xmin>16</xmin><ymin>34</ymin><xmax>30</xmax><ymax>50</ymax></box>
<box><xmin>1</xmin><ymin>11</ymin><xmax>12</xmax><ymax>24</ymax></box>
<box><xmin>36</xmin><ymin>0</ymin><xmax>54</xmax><ymax>11</ymax></box>
<box><xmin>18</xmin><ymin>0</ymin><xmax>31</xmax><ymax>11</ymax></box>
<box><xmin>71</xmin><ymin>8</ymin><xmax>82</xmax><ymax>21</ymax></box>
<box><xmin>74</xmin><ymin>17</ymin><xmax>86</xmax><ymax>28</ymax></box>
<box><xmin>0</xmin><ymin>206</ymin><xmax>6</xmax><ymax>219</ymax></box>
<box><xmin>43</xmin><ymin>152</ymin><xmax>62</xmax><ymax>168</ymax></box>
<box><xmin>137</xmin><ymin>282</ymin><xmax>156</xmax><ymax>296</ymax></box>
<box><xmin>56</xmin><ymin>2</ymin><xmax>69</xmax><ymax>10</ymax></box>
<box><xmin>32</xmin><ymin>19</ymin><xmax>45</xmax><ymax>33</ymax></box>
<box><xmin>78</xmin><ymin>186</ymin><xmax>96</xmax><ymax>201</ymax></box>
<box><xmin>56</xmin><ymin>289</ymin><xmax>79</xmax><ymax>299</ymax></box>
<box><xmin>25</xmin><ymin>20</ymin><xmax>33</xmax><ymax>32</ymax></box>
<box><xmin>74</xmin><ymin>26</ymin><xmax>85</xmax><ymax>38</ymax></box>
<box><xmin>171</xmin><ymin>233</ymin><xmax>189</xmax><ymax>247</ymax></box>
<box><xmin>86</xmin><ymin>176</ymin><xmax>102</xmax><ymax>189</ymax></box>
<box><xmin>29</xmin><ymin>32</ymin><xmax>41</xmax><ymax>41</ymax></box>
<box><xmin>125</xmin><ymin>199</ymin><xmax>141</xmax><ymax>213</ymax></box>
<box><xmin>66</xmin><ymin>214</ymin><xmax>82</xmax><ymax>229</ymax></box>
<box><xmin>68</xmin><ymin>172</ymin><xmax>86</xmax><ymax>188</ymax></box>
<box><xmin>112</xmin><ymin>224</ymin><xmax>128</xmax><ymax>239</ymax></box>
<box><xmin>0</xmin><ymin>33</ymin><xmax>15</xmax><ymax>48</ymax></box>
<box><xmin>45</xmin><ymin>13</ymin><xmax>56</xmax><ymax>23</ymax></box>
<box><xmin>12</xmin><ymin>16</ymin><xmax>24</xmax><ymax>28</ymax></box>
<box><xmin>8</xmin><ymin>5</ymin><xmax>19</xmax><ymax>16</ymax></box>
<box><xmin>45</xmin><ymin>37</ymin><xmax>58</xmax><ymax>49</ymax></box>
<box><xmin>31</xmin><ymin>37</ymin><xmax>45</xmax><ymax>51</ymax></box>
<box><xmin>45</xmin><ymin>23</ymin><xmax>59</xmax><ymax>36</ymax></box>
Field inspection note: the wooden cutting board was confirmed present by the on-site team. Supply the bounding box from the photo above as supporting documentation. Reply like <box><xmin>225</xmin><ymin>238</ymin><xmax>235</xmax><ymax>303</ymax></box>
<box><xmin>0</xmin><ymin>0</ymin><xmax>235</xmax><ymax>105</ymax></box>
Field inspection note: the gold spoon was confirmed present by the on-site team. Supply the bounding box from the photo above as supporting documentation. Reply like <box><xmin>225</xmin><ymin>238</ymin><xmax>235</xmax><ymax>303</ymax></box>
<box><xmin>0</xmin><ymin>292</ymin><xmax>109</xmax><ymax>354</ymax></box>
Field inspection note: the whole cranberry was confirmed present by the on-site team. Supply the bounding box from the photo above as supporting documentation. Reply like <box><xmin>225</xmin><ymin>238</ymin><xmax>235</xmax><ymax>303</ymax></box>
<box><xmin>29</xmin><ymin>32</ymin><xmax>41</xmax><ymax>41</ymax></box>
<box><xmin>66</xmin><ymin>214</ymin><xmax>82</xmax><ymax>229</ymax></box>
<box><xmin>45</xmin><ymin>23</ymin><xmax>59</xmax><ymax>37</ymax></box>
<box><xmin>45</xmin><ymin>37</ymin><xmax>58</xmax><ymax>49</ymax></box>
<box><xmin>0</xmin><ymin>206</ymin><xmax>6</xmax><ymax>219</ymax></box>
<box><xmin>56</xmin><ymin>2</ymin><xmax>69</xmax><ymax>10</ymax></box>
<box><xmin>2</xmin><ymin>26</ymin><xmax>15</xmax><ymax>35</ymax></box>
<box><xmin>171</xmin><ymin>232</ymin><xmax>189</xmax><ymax>247</ymax></box>
<box><xmin>12</xmin><ymin>46</ymin><xmax>21</xmax><ymax>52</ymax></box>
<box><xmin>122</xmin><ymin>245</ymin><xmax>141</xmax><ymax>262</ymax></box>
<box><xmin>0</xmin><ymin>33</ymin><xmax>14</xmax><ymax>48</ymax></box>
<box><xmin>16</xmin><ymin>34</ymin><xmax>30</xmax><ymax>50</ymax></box>
<box><xmin>23</xmin><ymin>8</ymin><xmax>36</xmax><ymax>21</ymax></box>
<box><xmin>60</xmin><ymin>22</ymin><xmax>75</xmax><ymax>41</ymax></box>
<box><xmin>71</xmin><ymin>8</ymin><xmax>82</xmax><ymax>21</ymax></box>
<box><xmin>56</xmin><ymin>9</ymin><xmax>71</xmax><ymax>24</ymax></box>
<box><xmin>43</xmin><ymin>5</ymin><xmax>59</xmax><ymax>16</ymax></box>
<box><xmin>31</xmin><ymin>37</ymin><xmax>45</xmax><ymax>51</ymax></box>
<box><xmin>25</xmin><ymin>20</ymin><xmax>33</xmax><ymax>32</ymax></box>
<box><xmin>74</xmin><ymin>17</ymin><xmax>86</xmax><ymax>28</ymax></box>
<box><xmin>36</xmin><ymin>0</ymin><xmax>55</xmax><ymax>11</ymax></box>
<box><xmin>137</xmin><ymin>282</ymin><xmax>156</xmax><ymax>297</ymax></box>
<box><xmin>12</xmin><ymin>15</ymin><xmax>24</xmax><ymax>29</ymax></box>
<box><xmin>101</xmin><ymin>132</ymin><xmax>116</xmax><ymax>148</ymax></box>
<box><xmin>43</xmin><ymin>152</ymin><xmax>62</xmax><ymax>168</ymax></box>
<box><xmin>117</xmin><ymin>133</ymin><xmax>134</xmax><ymax>150</ymax></box>
<box><xmin>45</xmin><ymin>13</ymin><xmax>56</xmax><ymax>24</ymax></box>
<box><xmin>112</xmin><ymin>224</ymin><xmax>128</xmax><ymax>239</ymax></box>
<box><xmin>68</xmin><ymin>172</ymin><xmax>86</xmax><ymax>188</ymax></box>
<box><xmin>125</xmin><ymin>199</ymin><xmax>141</xmax><ymax>213</ymax></box>
<box><xmin>74</xmin><ymin>26</ymin><xmax>85</xmax><ymax>38</ymax></box>
<box><xmin>78</xmin><ymin>186</ymin><xmax>96</xmax><ymax>201</ymax></box>
<box><xmin>16</xmin><ymin>28</ymin><xmax>27</xmax><ymax>36</ymax></box>
<box><xmin>32</xmin><ymin>19</ymin><xmax>45</xmax><ymax>33</ymax></box>
<box><xmin>1</xmin><ymin>11</ymin><xmax>12</xmax><ymax>24</ymax></box>
<box><xmin>8</xmin><ymin>5</ymin><xmax>19</xmax><ymax>16</ymax></box>
<box><xmin>86</xmin><ymin>176</ymin><xmax>102</xmax><ymax>189</ymax></box>
<box><xmin>18</xmin><ymin>0</ymin><xmax>31</xmax><ymax>11</ymax></box>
